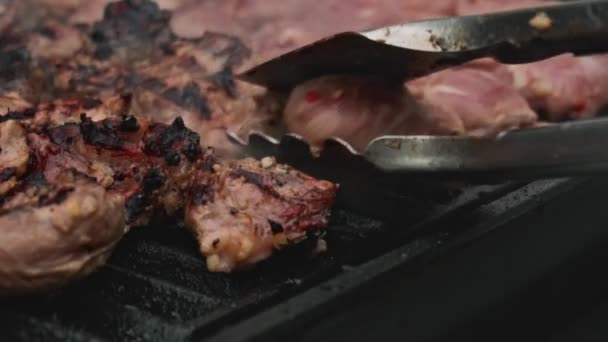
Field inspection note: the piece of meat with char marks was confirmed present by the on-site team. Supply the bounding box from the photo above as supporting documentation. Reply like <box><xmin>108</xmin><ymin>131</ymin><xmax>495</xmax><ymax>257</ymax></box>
<box><xmin>0</xmin><ymin>120</ymin><xmax>29</xmax><ymax>195</ymax></box>
<box><xmin>186</xmin><ymin>155</ymin><xmax>336</xmax><ymax>272</ymax></box>
<box><xmin>65</xmin><ymin>0</ymin><xmax>190</xmax><ymax>25</ymax></box>
<box><xmin>23</xmin><ymin>0</ymin><xmax>264</xmax><ymax>158</ymax></box>
<box><xmin>25</xmin><ymin>114</ymin><xmax>199</xmax><ymax>226</ymax></box>
<box><xmin>0</xmin><ymin>0</ymin><xmax>261</xmax><ymax>157</ymax></box>
<box><xmin>0</xmin><ymin>96</ymin><xmax>336</xmax><ymax>291</ymax></box>
<box><xmin>0</xmin><ymin>169</ymin><xmax>126</xmax><ymax>296</ymax></box>
<box><xmin>283</xmin><ymin>74</ymin><xmax>464</xmax><ymax>151</ymax></box>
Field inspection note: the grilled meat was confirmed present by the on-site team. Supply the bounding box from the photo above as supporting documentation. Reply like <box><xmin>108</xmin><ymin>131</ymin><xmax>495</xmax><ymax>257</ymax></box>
<box><xmin>0</xmin><ymin>120</ymin><xmax>29</xmax><ymax>195</ymax></box>
<box><xmin>186</xmin><ymin>156</ymin><xmax>335</xmax><ymax>272</ymax></box>
<box><xmin>0</xmin><ymin>95</ymin><xmax>336</xmax><ymax>292</ymax></box>
<box><xmin>0</xmin><ymin>169</ymin><xmax>126</xmax><ymax>296</ymax></box>
<box><xmin>0</xmin><ymin>0</ymin><xmax>271</xmax><ymax>158</ymax></box>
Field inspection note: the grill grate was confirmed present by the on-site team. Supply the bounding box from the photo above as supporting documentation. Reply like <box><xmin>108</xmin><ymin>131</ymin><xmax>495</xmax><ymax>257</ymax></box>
<box><xmin>0</xmin><ymin>179</ymin><xmax>577</xmax><ymax>341</ymax></box>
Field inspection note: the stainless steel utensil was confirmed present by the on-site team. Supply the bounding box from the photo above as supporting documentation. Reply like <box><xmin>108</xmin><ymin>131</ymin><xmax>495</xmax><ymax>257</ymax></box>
<box><xmin>228</xmin><ymin>117</ymin><xmax>608</xmax><ymax>180</ymax></box>
<box><xmin>238</xmin><ymin>0</ymin><xmax>608</xmax><ymax>90</ymax></box>
<box><xmin>230</xmin><ymin>0</ymin><xmax>608</xmax><ymax>181</ymax></box>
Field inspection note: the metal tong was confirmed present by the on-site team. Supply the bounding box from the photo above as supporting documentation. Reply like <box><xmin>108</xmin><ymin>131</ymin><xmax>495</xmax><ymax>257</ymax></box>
<box><xmin>239</xmin><ymin>0</ymin><xmax>608</xmax><ymax>90</ymax></box>
<box><xmin>229</xmin><ymin>118</ymin><xmax>608</xmax><ymax>181</ymax></box>
<box><xmin>230</xmin><ymin>0</ymin><xmax>608</xmax><ymax>180</ymax></box>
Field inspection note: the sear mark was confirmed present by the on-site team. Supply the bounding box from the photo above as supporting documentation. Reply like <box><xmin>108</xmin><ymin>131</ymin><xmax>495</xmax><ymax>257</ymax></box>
<box><xmin>190</xmin><ymin>184</ymin><xmax>213</xmax><ymax>206</ymax></box>
<box><xmin>268</xmin><ymin>219</ymin><xmax>284</xmax><ymax>234</ymax></box>
<box><xmin>232</xmin><ymin>169</ymin><xmax>265</xmax><ymax>189</ymax></box>
<box><xmin>0</xmin><ymin>168</ymin><xmax>17</xmax><ymax>182</ymax></box>
<box><xmin>125</xmin><ymin>168</ymin><xmax>165</xmax><ymax>222</ymax></box>
<box><xmin>0</xmin><ymin>108</ymin><xmax>36</xmax><ymax>123</ymax></box>
<box><xmin>38</xmin><ymin>187</ymin><xmax>74</xmax><ymax>206</ymax></box>
<box><xmin>209</xmin><ymin>67</ymin><xmax>237</xmax><ymax>98</ymax></box>
<box><xmin>144</xmin><ymin>117</ymin><xmax>201</xmax><ymax>165</ymax></box>
<box><xmin>90</xmin><ymin>0</ymin><xmax>173</xmax><ymax>61</ymax></box>
<box><xmin>79</xmin><ymin>114</ymin><xmax>127</xmax><ymax>150</ymax></box>
<box><xmin>162</xmin><ymin>81</ymin><xmax>211</xmax><ymax>120</ymax></box>
<box><xmin>0</xmin><ymin>47</ymin><xmax>30</xmax><ymax>81</ymax></box>
<box><xmin>118</xmin><ymin>114</ymin><xmax>140</xmax><ymax>132</ymax></box>
<box><xmin>81</xmin><ymin>98</ymin><xmax>103</xmax><ymax>110</ymax></box>
<box><xmin>48</xmin><ymin>123</ymin><xmax>80</xmax><ymax>148</ymax></box>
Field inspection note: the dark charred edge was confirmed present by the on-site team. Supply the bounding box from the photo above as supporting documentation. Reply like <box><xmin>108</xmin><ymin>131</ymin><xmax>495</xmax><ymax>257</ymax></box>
<box><xmin>35</xmin><ymin>25</ymin><xmax>57</xmax><ymax>39</ymax></box>
<box><xmin>298</xmin><ymin>228</ymin><xmax>327</xmax><ymax>253</ymax></box>
<box><xmin>118</xmin><ymin>114</ymin><xmax>140</xmax><ymax>132</ymax></box>
<box><xmin>48</xmin><ymin>123</ymin><xmax>80</xmax><ymax>148</ymax></box>
<box><xmin>81</xmin><ymin>98</ymin><xmax>103</xmax><ymax>110</ymax></box>
<box><xmin>90</xmin><ymin>0</ymin><xmax>173</xmax><ymax>60</ymax></box>
<box><xmin>38</xmin><ymin>187</ymin><xmax>74</xmax><ymax>206</ymax></box>
<box><xmin>144</xmin><ymin>117</ymin><xmax>202</xmax><ymax>165</ymax></box>
<box><xmin>190</xmin><ymin>184</ymin><xmax>213</xmax><ymax>206</ymax></box>
<box><xmin>0</xmin><ymin>108</ymin><xmax>36</xmax><ymax>123</ymax></box>
<box><xmin>268</xmin><ymin>219</ymin><xmax>284</xmax><ymax>234</ymax></box>
<box><xmin>209</xmin><ymin>67</ymin><xmax>238</xmax><ymax>98</ymax></box>
<box><xmin>231</xmin><ymin>169</ymin><xmax>266</xmax><ymax>189</ymax></box>
<box><xmin>0</xmin><ymin>168</ymin><xmax>16</xmax><ymax>182</ymax></box>
<box><xmin>204</xmin><ymin>31</ymin><xmax>252</xmax><ymax>68</ymax></box>
<box><xmin>125</xmin><ymin>168</ymin><xmax>165</xmax><ymax>223</ymax></box>
<box><xmin>200</xmin><ymin>153</ymin><xmax>219</xmax><ymax>172</ymax></box>
<box><xmin>229</xmin><ymin>166</ymin><xmax>285</xmax><ymax>200</ymax></box>
<box><xmin>0</xmin><ymin>174</ymin><xmax>76</xmax><ymax>212</ymax></box>
<box><xmin>79</xmin><ymin>114</ymin><xmax>127</xmax><ymax>150</ymax></box>
<box><xmin>161</xmin><ymin>81</ymin><xmax>211</xmax><ymax>120</ymax></box>
<box><xmin>22</xmin><ymin>172</ymin><xmax>48</xmax><ymax>187</ymax></box>
<box><xmin>140</xmin><ymin>77</ymin><xmax>166</xmax><ymax>93</ymax></box>
<box><xmin>0</xmin><ymin>47</ymin><xmax>30</xmax><ymax>81</ymax></box>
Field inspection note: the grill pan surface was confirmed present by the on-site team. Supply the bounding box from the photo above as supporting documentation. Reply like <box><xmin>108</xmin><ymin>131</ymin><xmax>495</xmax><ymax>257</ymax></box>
<box><xmin>0</xmin><ymin>176</ymin><xmax>586</xmax><ymax>341</ymax></box>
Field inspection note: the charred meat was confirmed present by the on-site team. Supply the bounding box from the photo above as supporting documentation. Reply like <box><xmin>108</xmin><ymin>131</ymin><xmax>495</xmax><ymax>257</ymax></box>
<box><xmin>0</xmin><ymin>96</ymin><xmax>336</xmax><ymax>293</ymax></box>
<box><xmin>186</xmin><ymin>156</ymin><xmax>335</xmax><ymax>272</ymax></box>
<box><xmin>0</xmin><ymin>170</ymin><xmax>126</xmax><ymax>296</ymax></box>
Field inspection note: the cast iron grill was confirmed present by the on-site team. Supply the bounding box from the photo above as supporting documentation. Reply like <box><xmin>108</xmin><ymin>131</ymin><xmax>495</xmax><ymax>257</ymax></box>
<box><xmin>0</xmin><ymin>175</ymin><xmax>585</xmax><ymax>341</ymax></box>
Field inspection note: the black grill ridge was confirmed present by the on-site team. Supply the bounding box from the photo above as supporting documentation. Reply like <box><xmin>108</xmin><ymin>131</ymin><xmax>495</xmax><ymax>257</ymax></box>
<box><xmin>1</xmin><ymin>179</ymin><xmax>553</xmax><ymax>341</ymax></box>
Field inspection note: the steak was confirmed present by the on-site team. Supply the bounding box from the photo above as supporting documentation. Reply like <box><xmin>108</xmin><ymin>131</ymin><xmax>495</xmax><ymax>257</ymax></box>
<box><xmin>186</xmin><ymin>156</ymin><xmax>335</xmax><ymax>272</ymax></box>
<box><xmin>0</xmin><ymin>95</ymin><xmax>336</xmax><ymax>294</ymax></box>
<box><xmin>0</xmin><ymin>170</ymin><xmax>126</xmax><ymax>296</ymax></box>
<box><xmin>0</xmin><ymin>0</ymin><xmax>271</xmax><ymax>158</ymax></box>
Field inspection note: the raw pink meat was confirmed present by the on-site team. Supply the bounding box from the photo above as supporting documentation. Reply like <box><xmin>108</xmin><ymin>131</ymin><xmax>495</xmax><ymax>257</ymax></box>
<box><xmin>283</xmin><ymin>75</ymin><xmax>464</xmax><ymax>150</ymax></box>
<box><xmin>407</xmin><ymin>59</ymin><xmax>538</xmax><ymax>136</ymax></box>
<box><xmin>506</xmin><ymin>54</ymin><xmax>608</xmax><ymax>121</ymax></box>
